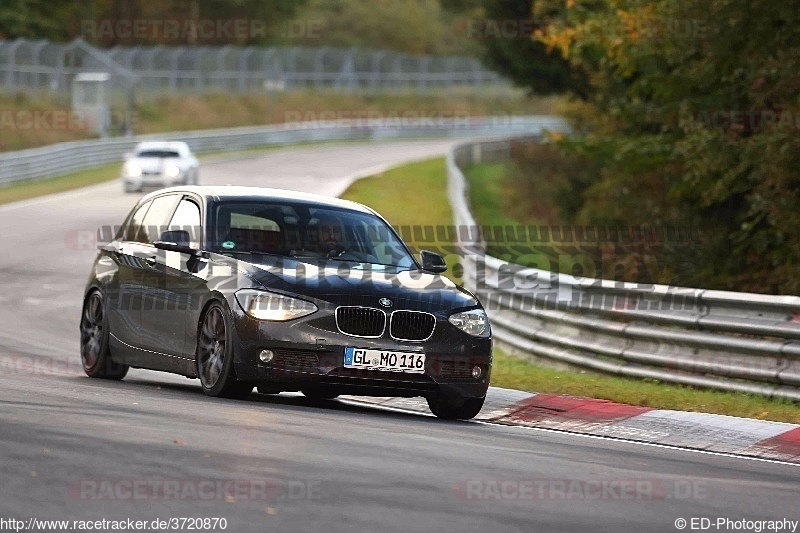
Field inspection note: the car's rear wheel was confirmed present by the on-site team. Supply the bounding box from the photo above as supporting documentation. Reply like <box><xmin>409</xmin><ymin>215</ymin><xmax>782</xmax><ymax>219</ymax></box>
<box><xmin>80</xmin><ymin>291</ymin><xmax>128</xmax><ymax>379</ymax></box>
<box><xmin>196</xmin><ymin>302</ymin><xmax>251</xmax><ymax>399</ymax></box>
<box><xmin>427</xmin><ymin>395</ymin><xmax>485</xmax><ymax>420</ymax></box>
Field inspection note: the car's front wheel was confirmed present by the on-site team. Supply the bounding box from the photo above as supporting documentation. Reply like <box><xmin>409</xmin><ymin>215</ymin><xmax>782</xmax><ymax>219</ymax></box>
<box><xmin>427</xmin><ymin>395</ymin><xmax>485</xmax><ymax>420</ymax></box>
<box><xmin>196</xmin><ymin>302</ymin><xmax>252</xmax><ymax>399</ymax></box>
<box><xmin>80</xmin><ymin>290</ymin><xmax>128</xmax><ymax>379</ymax></box>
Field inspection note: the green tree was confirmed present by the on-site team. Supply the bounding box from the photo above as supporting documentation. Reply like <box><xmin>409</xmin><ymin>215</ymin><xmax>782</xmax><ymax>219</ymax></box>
<box><xmin>538</xmin><ymin>0</ymin><xmax>800</xmax><ymax>294</ymax></box>
<box><xmin>481</xmin><ymin>0</ymin><xmax>586</xmax><ymax>95</ymax></box>
<box><xmin>1</xmin><ymin>0</ymin><xmax>307</xmax><ymax>45</ymax></box>
<box><xmin>0</xmin><ymin>0</ymin><xmax>81</xmax><ymax>40</ymax></box>
<box><xmin>282</xmin><ymin>0</ymin><xmax>482</xmax><ymax>56</ymax></box>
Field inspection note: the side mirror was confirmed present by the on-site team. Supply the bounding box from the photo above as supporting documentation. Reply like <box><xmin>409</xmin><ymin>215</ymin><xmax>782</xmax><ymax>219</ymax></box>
<box><xmin>154</xmin><ymin>230</ymin><xmax>201</xmax><ymax>256</ymax></box>
<box><xmin>420</xmin><ymin>250</ymin><xmax>447</xmax><ymax>273</ymax></box>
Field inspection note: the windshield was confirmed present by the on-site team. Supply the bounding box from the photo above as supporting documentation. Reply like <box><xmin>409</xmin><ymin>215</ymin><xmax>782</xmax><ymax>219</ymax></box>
<box><xmin>136</xmin><ymin>149</ymin><xmax>180</xmax><ymax>158</ymax></box>
<box><xmin>208</xmin><ymin>200</ymin><xmax>417</xmax><ymax>270</ymax></box>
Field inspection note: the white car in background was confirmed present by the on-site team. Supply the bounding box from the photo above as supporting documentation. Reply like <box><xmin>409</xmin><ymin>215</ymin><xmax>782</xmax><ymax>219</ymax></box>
<box><xmin>121</xmin><ymin>141</ymin><xmax>199</xmax><ymax>193</ymax></box>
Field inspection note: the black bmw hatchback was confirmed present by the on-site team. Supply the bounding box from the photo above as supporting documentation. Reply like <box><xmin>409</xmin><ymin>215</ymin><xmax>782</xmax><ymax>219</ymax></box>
<box><xmin>81</xmin><ymin>186</ymin><xmax>492</xmax><ymax>419</ymax></box>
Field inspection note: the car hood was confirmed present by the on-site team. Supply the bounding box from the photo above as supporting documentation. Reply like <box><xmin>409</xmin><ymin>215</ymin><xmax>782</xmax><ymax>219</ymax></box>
<box><xmin>230</xmin><ymin>255</ymin><xmax>480</xmax><ymax>312</ymax></box>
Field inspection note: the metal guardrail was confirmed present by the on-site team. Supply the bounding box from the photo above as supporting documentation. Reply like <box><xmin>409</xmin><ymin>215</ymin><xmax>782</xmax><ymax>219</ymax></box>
<box><xmin>447</xmin><ymin>137</ymin><xmax>800</xmax><ymax>401</ymax></box>
<box><xmin>0</xmin><ymin>116</ymin><xmax>560</xmax><ymax>186</ymax></box>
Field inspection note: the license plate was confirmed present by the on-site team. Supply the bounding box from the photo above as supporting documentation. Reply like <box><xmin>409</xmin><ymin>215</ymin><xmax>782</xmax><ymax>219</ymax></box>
<box><xmin>344</xmin><ymin>347</ymin><xmax>425</xmax><ymax>374</ymax></box>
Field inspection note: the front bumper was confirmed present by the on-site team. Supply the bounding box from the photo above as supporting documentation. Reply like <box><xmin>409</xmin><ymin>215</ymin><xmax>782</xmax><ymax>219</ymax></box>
<box><xmin>123</xmin><ymin>173</ymin><xmax>184</xmax><ymax>188</ymax></box>
<box><xmin>230</xmin><ymin>307</ymin><xmax>492</xmax><ymax>399</ymax></box>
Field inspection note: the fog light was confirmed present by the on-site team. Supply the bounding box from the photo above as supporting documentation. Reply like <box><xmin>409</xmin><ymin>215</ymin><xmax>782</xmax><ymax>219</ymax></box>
<box><xmin>259</xmin><ymin>349</ymin><xmax>274</xmax><ymax>363</ymax></box>
<box><xmin>471</xmin><ymin>365</ymin><xmax>482</xmax><ymax>379</ymax></box>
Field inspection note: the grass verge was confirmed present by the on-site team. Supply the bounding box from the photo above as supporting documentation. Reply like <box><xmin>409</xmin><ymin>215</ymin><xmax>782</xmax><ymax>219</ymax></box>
<box><xmin>0</xmin><ymin>163</ymin><xmax>120</xmax><ymax>206</ymax></box>
<box><xmin>340</xmin><ymin>156</ymin><xmax>800</xmax><ymax>423</ymax></box>
<box><xmin>463</xmin><ymin>161</ymin><xmax>555</xmax><ymax>268</ymax></box>
<box><xmin>339</xmin><ymin>157</ymin><xmax>464</xmax><ymax>284</ymax></box>
<box><xmin>492</xmin><ymin>351</ymin><xmax>799</xmax><ymax>423</ymax></box>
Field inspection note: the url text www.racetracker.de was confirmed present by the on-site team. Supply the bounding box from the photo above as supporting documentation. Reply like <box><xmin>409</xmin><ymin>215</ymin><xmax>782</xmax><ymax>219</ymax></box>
<box><xmin>0</xmin><ymin>517</ymin><xmax>228</xmax><ymax>531</ymax></box>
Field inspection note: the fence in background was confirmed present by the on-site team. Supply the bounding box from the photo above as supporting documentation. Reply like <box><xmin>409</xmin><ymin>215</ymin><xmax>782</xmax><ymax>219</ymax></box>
<box><xmin>0</xmin><ymin>38</ymin><xmax>509</xmax><ymax>97</ymax></box>
<box><xmin>448</xmin><ymin>137</ymin><xmax>800</xmax><ymax>400</ymax></box>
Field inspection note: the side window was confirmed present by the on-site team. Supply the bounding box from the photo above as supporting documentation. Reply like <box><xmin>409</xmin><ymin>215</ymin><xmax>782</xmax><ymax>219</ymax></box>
<box><xmin>141</xmin><ymin>195</ymin><xmax>180</xmax><ymax>244</ymax></box>
<box><xmin>168</xmin><ymin>198</ymin><xmax>202</xmax><ymax>248</ymax></box>
<box><xmin>225</xmin><ymin>213</ymin><xmax>283</xmax><ymax>253</ymax></box>
<box><xmin>123</xmin><ymin>200</ymin><xmax>152</xmax><ymax>243</ymax></box>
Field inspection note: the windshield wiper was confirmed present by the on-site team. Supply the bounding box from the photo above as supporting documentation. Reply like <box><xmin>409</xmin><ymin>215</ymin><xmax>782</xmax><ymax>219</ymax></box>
<box><xmin>215</xmin><ymin>250</ymin><xmax>282</xmax><ymax>257</ymax></box>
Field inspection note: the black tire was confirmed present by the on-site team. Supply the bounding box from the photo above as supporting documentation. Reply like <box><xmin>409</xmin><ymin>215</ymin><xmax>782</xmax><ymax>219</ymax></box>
<box><xmin>196</xmin><ymin>302</ymin><xmax>252</xmax><ymax>400</ymax></box>
<box><xmin>427</xmin><ymin>395</ymin><xmax>485</xmax><ymax>420</ymax></box>
<box><xmin>302</xmin><ymin>389</ymin><xmax>339</xmax><ymax>400</ymax></box>
<box><xmin>80</xmin><ymin>290</ymin><xmax>128</xmax><ymax>379</ymax></box>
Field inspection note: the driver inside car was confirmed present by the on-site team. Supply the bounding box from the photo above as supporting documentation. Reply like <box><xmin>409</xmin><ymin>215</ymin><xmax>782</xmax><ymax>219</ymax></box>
<box><xmin>311</xmin><ymin>214</ymin><xmax>350</xmax><ymax>258</ymax></box>
<box><xmin>308</xmin><ymin>212</ymin><xmax>384</xmax><ymax>264</ymax></box>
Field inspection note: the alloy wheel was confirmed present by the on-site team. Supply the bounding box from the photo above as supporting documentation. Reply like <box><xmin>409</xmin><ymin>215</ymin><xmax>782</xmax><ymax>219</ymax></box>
<box><xmin>80</xmin><ymin>292</ymin><xmax>104</xmax><ymax>370</ymax></box>
<box><xmin>198</xmin><ymin>306</ymin><xmax>226</xmax><ymax>389</ymax></box>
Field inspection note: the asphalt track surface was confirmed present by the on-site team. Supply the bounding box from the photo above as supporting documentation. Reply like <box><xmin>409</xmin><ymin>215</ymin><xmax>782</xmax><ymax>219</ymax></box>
<box><xmin>0</xmin><ymin>140</ymin><xmax>798</xmax><ymax>533</ymax></box>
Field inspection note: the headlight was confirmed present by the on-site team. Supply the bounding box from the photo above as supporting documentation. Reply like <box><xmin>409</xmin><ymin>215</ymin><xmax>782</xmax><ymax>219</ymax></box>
<box><xmin>164</xmin><ymin>164</ymin><xmax>181</xmax><ymax>178</ymax></box>
<box><xmin>235</xmin><ymin>289</ymin><xmax>317</xmax><ymax>321</ymax></box>
<box><xmin>123</xmin><ymin>162</ymin><xmax>142</xmax><ymax>177</ymax></box>
<box><xmin>448</xmin><ymin>309</ymin><xmax>490</xmax><ymax>337</ymax></box>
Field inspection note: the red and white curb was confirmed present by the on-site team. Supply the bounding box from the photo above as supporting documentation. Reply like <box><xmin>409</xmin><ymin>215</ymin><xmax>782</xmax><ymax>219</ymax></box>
<box><xmin>342</xmin><ymin>387</ymin><xmax>800</xmax><ymax>464</ymax></box>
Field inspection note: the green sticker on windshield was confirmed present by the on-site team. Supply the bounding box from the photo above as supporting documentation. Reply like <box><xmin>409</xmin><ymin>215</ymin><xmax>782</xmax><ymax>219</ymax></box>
<box><xmin>222</xmin><ymin>241</ymin><xmax>236</xmax><ymax>249</ymax></box>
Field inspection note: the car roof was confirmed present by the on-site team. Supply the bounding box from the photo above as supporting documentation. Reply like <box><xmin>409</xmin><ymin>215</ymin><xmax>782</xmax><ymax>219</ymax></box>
<box><xmin>141</xmin><ymin>185</ymin><xmax>376</xmax><ymax>214</ymax></box>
